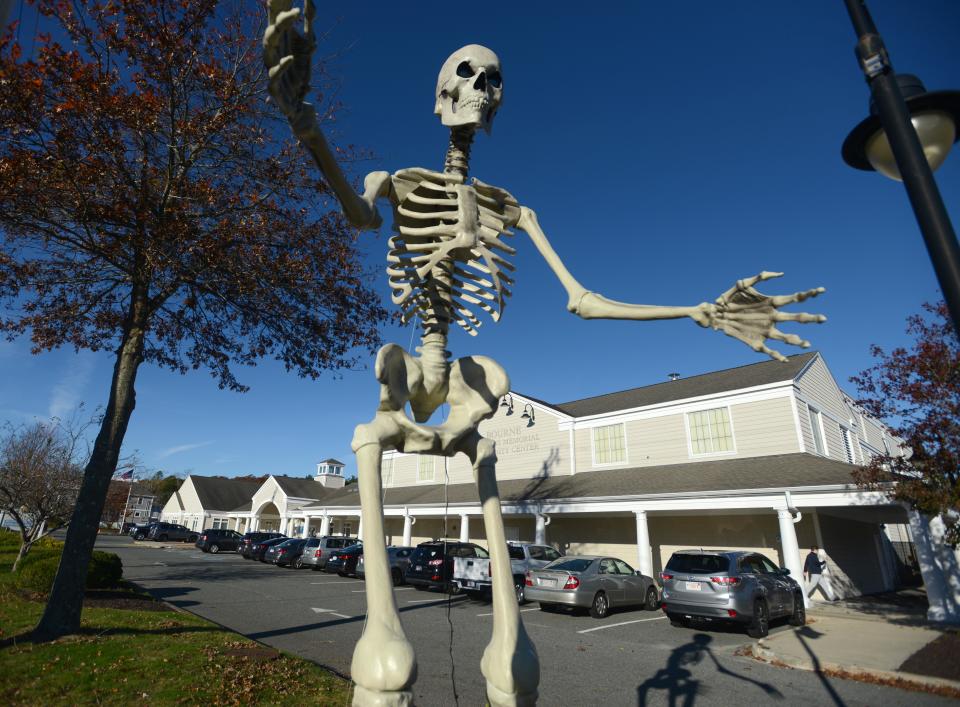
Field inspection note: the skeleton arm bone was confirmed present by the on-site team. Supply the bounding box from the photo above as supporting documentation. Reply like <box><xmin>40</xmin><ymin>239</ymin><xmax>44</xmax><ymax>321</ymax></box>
<box><xmin>517</xmin><ymin>206</ymin><xmax>827</xmax><ymax>361</ymax></box>
<box><xmin>264</xmin><ymin>0</ymin><xmax>386</xmax><ymax>229</ymax></box>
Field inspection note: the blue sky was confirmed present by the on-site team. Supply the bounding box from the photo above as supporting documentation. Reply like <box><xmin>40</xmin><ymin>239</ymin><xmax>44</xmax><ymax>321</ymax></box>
<box><xmin>1</xmin><ymin>1</ymin><xmax>958</xmax><ymax>480</ymax></box>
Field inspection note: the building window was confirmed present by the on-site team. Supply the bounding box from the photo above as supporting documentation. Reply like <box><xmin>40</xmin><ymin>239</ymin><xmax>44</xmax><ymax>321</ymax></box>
<box><xmin>417</xmin><ymin>455</ymin><xmax>435</xmax><ymax>482</ymax></box>
<box><xmin>840</xmin><ymin>427</ymin><xmax>855</xmax><ymax>464</ymax></box>
<box><xmin>687</xmin><ymin>407</ymin><xmax>734</xmax><ymax>455</ymax></box>
<box><xmin>212</xmin><ymin>517</ymin><xmax>228</xmax><ymax>530</ymax></box>
<box><xmin>593</xmin><ymin>423</ymin><xmax>626</xmax><ymax>465</ymax></box>
<box><xmin>342</xmin><ymin>522</ymin><xmax>352</xmax><ymax>537</ymax></box>
<box><xmin>809</xmin><ymin>407</ymin><xmax>826</xmax><ymax>456</ymax></box>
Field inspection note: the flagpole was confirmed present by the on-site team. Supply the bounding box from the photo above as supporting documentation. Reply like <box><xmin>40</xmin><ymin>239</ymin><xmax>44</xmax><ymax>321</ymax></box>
<box><xmin>120</xmin><ymin>474</ymin><xmax>134</xmax><ymax>532</ymax></box>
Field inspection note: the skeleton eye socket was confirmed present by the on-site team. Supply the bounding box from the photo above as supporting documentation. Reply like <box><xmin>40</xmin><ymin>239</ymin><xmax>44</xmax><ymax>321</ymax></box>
<box><xmin>456</xmin><ymin>61</ymin><xmax>473</xmax><ymax>78</ymax></box>
<box><xmin>487</xmin><ymin>71</ymin><xmax>502</xmax><ymax>88</ymax></box>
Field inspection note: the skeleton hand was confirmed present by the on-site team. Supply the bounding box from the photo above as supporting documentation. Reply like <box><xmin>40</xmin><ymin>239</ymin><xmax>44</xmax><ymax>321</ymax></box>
<box><xmin>691</xmin><ymin>271</ymin><xmax>826</xmax><ymax>361</ymax></box>
<box><xmin>264</xmin><ymin>0</ymin><xmax>318</xmax><ymax>135</ymax></box>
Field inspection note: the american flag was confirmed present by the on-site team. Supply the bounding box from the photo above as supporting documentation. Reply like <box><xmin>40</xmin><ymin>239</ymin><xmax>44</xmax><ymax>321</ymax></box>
<box><xmin>117</xmin><ymin>469</ymin><xmax>133</xmax><ymax>481</ymax></box>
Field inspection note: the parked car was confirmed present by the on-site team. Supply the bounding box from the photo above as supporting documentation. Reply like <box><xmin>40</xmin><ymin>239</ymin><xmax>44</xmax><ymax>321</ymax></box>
<box><xmin>195</xmin><ymin>528</ymin><xmax>243</xmax><ymax>553</ymax></box>
<box><xmin>405</xmin><ymin>541</ymin><xmax>488</xmax><ymax>592</ymax></box>
<box><xmin>357</xmin><ymin>546</ymin><xmax>414</xmax><ymax>585</ymax></box>
<box><xmin>454</xmin><ymin>542</ymin><xmax>564</xmax><ymax>602</ymax></box>
<box><xmin>239</xmin><ymin>531</ymin><xmax>284</xmax><ymax>559</ymax></box>
<box><xmin>525</xmin><ymin>555</ymin><xmax>659</xmax><ymax>619</ymax></box>
<box><xmin>266</xmin><ymin>538</ymin><xmax>308</xmax><ymax>567</ymax></box>
<box><xmin>324</xmin><ymin>543</ymin><xmax>363</xmax><ymax>576</ymax></box>
<box><xmin>251</xmin><ymin>536</ymin><xmax>288</xmax><ymax>562</ymax></box>
<box><xmin>147</xmin><ymin>522</ymin><xmax>198</xmax><ymax>543</ymax></box>
<box><xmin>299</xmin><ymin>536</ymin><xmax>359</xmax><ymax>571</ymax></box>
<box><xmin>128</xmin><ymin>523</ymin><xmax>155</xmax><ymax>541</ymax></box>
<box><xmin>659</xmin><ymin>550</ymin><xmax>805</xmax><ymax>638</ymax></box>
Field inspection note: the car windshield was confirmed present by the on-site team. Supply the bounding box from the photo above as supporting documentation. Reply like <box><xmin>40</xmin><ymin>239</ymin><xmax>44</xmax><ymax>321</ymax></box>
<box><xmin>413</xmin><ymin>545</ymin><xmax>443</xmax><ymax>560</ymax></box>
<box><xmin>508</xmin><ymin>545</ymin><xmax>525</xmax><ymax>560</ymax></box>
<box><xmin>666</xmin><ymin>554</ymin><xmax>730</xmax><ymax>574</ymax></box>
<box><xmin>545</xmin><ymin>558</ymin><xmax>593</xmax><ymax>573</ymax></box>
<box><xmin>340</xmin><ymin>544</ymin><xmax>362</xmax><ymax>554</ymax></box>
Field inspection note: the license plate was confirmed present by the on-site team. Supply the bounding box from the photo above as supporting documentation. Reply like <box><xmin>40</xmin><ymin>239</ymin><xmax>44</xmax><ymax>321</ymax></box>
<box><xmin>685</xmin><ymin>581</ymin><xmax>701</xmax><ymax>591</ymax></box>
<box><xmin>414</xmin><ymin>565</ymin><xmax>422</xmax><ymax>572</ymax></box>
<box><xmin>539</xmin><ymin>578</ymin><xmax>557</xmax><ymax>588</ymax></box>
<box><xmin>464</xmin><ymin>580</ymin><xmax>475</xmax><ymax>588</ymax></box>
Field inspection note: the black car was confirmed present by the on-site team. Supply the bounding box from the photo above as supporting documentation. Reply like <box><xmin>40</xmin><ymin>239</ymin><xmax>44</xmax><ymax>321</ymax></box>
<box><xmin>251</xmin><ymin>536</ymin><xmax>288</xmax><ymax>562</ymax></box>
<box><xmin>128</xmin><ymin>523</ymin><xmax>156</xmax><ymax>541</ymax></box>
<box><xmin>405</xmin><ymin>541</ymin><xmax>487</xmax><ymax>592</ymax></box>
<box><xmin>147</xmin><ymin>522</ymin><xmax>198</xmax><ymax>543</ymax></box>
<box><xmin>271</xmin><ymin>538</ymin><xmax>309</xmax><ymax>568</ymax></box>
<box><xmin>324</xmin><ymin>543</ymin><xmax>363</xmax><ymax>576</ymax></box>
<box><xmin>239</xmin><ymin>531</ymin><xmax>284</xmax><ymax>558</ymax></box>
<box><xmin>195</xmin><ymin>528</ymin><xmax>243</xmax><ymax>553</ymax></box>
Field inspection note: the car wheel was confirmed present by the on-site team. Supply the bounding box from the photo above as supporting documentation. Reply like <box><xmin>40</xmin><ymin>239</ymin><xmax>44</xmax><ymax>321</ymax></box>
<box><xmin>667</xmin><ymin>612</ymin><xmax>687</xmax><ymax>628</ymax></box>
<box><xmin>188</xmin><ymin>535</ymin><xmax>198</xmax><ymax>543</ymax></box>
<box><xmin>789</xmin><ymin>592</ymin><xmax>806</xmax><ymax>626</ymax></box>
<box><xmin>134</xmin><ymin>533</ymin><xmax>144</xmax><ymax>541</ymax></box>
<box><xmin>209</xmin><ymin>544</ymin><xmax>220</xmax><ymax>554</ymax></box>
<box><xmin>295</xmin><ymin>558</ymin><xmax>304</xmax><ymax>569</ymax></box>
<box><xmin>747</xmin><ymin>599</ymin><xmax>770</xmax><ymax>638</ymax></box>
<box><xmin>515</xmin><ymin>582</ymin><xmax>526</xmax><ymax>605</ymax></box>
<box><xmin>644</xmin><ymin>586</ymin><xmax>659</xmax><ymax>611</ymax></box>
<box><xmin>447</xmin><ymin>581</ymin><xmax>461</xmax><ymax>596</ymax></box>
<box><xmin>589</xmin><ymin>591</ymin><xmax>609</xmax><ymax>619</ymax></box>
<box><xmin>391</xmin><ymin>568</ymin><xmax>403</xmax><ymax>586</ymax></box>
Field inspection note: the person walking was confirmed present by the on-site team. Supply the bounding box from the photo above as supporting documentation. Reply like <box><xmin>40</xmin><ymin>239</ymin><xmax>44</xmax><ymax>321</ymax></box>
<box><xmin>804</xmin><ymin>546</ymin><xmax>825</xmax><ymax>599</ymax></box>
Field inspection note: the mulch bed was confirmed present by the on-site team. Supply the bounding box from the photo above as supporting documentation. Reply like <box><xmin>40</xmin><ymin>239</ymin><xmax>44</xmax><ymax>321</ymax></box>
<box><xmin>82</xmin><ymin>589</ymin><xmax>167</xmax><ymax>612</ymax></box>
<box><xmin>899</xmin><ymin>631</ymin><xmax>960</xmax><ymax>682</ymax></box>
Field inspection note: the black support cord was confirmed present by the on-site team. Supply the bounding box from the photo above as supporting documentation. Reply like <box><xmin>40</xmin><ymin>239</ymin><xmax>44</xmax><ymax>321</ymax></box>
<box><xmin>443</xmin><ymin>442</ymin><xmax>459</xmax><ymax>706</ymax></box>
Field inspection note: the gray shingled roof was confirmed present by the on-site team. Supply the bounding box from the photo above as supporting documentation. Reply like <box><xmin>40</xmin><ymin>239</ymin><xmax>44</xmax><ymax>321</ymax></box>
<box><xmin>191</xmin><ymin>476</ymin><xmax>263</xmax><ymax>512</ymax></box>
<box><xmin>301</xmin><ymin>453</ymin><xmax>857</xmax><ymax>509</ymax></box>
<box><xmin>272</xmin><ymin>476</ymin><xmax>337</xmax><ymax>499</ymax></box>
<box><xmin>319</xmin><ymin>458</ymin><xmax>345</xmax><ymax>466</ymax></box>
<box><xmin>553</xmin><ymin>351</ymin><xmax>817</xmax><ymax>417</ymax></box>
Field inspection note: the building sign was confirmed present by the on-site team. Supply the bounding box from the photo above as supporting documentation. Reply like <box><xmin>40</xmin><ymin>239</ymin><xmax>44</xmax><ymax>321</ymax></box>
<box><xmin>489</xmin><ymin>424</ymin><xmax>540</xmax><ymax>456</ymax></box>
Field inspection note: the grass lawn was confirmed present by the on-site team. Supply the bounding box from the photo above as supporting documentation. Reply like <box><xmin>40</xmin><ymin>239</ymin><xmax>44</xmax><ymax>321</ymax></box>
<box><xmin>0</xmin><ymin>538</ymin><xmax>353</xmax><ymax>705</ymax></box>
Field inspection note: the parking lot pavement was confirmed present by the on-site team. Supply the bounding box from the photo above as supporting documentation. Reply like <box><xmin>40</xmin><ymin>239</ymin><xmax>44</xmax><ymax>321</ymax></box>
<box><xmin>100</xmin><ymin>536</ymin><xmax>957</xmax><ymax>706</ymax></box>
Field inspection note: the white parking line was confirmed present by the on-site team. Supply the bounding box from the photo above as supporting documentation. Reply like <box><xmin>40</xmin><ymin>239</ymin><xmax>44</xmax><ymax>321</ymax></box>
<box><xmin>351</xmin><ymin>587</ymin><xmax>413</xmax><ymax>593</ymax></box>
<box><xmin>576</xmin><ymin>616</ymin><xmax>667</xmax><ymax>634</ymax></box>
<box><xmin>476</xmin><ymin>607</ymin><xmax>539</xmax><ymax>617</ymax></box>
<box><xmin>311</xmin><ymin>608</ymin><xmax>353</xmax><ymax>619</ymax></box>
<box><xmin>310</xmin><ymin>580</ymin><xmax>365</xmax><ymax>585</ymax></box>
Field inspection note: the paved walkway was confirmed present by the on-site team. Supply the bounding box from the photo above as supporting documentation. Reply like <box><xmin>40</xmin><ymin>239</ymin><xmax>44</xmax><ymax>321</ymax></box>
<box><xmin>751</xmin><ymin>591</ymin><xmax>960</xmax><ymax>695</ymax></box>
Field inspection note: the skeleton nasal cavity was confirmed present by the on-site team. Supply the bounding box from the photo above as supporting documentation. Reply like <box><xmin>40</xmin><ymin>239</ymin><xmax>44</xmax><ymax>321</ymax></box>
<box><xmin>434</xmin><ymin>44</ymin><xmax>503</xmax><ymax>133</ymax></box>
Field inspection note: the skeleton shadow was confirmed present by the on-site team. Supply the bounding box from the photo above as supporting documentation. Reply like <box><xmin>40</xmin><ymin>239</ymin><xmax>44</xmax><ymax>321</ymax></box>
<box><xmin>636</xmin><ymin>633</ymin><xmax>783</xmax><ymax>707</ymax></box>
<box><xmin>793</xmin><ymin>625</ymin><xmax>847</xmax><ymax>707</ymax></box>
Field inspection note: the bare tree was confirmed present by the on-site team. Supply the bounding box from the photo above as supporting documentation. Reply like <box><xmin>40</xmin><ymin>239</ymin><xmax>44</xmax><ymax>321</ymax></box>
<box><xmin>0</xmin><ymin>420</ymin><xmax>84</xmax><ymax>570</ymax></box>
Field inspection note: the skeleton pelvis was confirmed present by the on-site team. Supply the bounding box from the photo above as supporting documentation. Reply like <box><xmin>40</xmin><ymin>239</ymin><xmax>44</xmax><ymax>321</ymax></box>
<box><xmin>373</xmin><ymin>343</ymin><xmax>509</xmax><ymax>454</ymax></box>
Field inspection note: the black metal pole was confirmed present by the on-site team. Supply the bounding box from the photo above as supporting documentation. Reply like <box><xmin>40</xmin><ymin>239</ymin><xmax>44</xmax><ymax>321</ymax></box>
<box><xmin>844</xmin><ymin>0</ymin><xmax>960</xmax><ymax>336</ymax></box>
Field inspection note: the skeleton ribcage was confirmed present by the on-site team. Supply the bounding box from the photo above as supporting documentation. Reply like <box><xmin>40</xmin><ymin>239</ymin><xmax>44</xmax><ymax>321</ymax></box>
<box><xmin>386</xmin><ymin>169</ymin><xmax>520</xmax><ymax>335</ymax></box>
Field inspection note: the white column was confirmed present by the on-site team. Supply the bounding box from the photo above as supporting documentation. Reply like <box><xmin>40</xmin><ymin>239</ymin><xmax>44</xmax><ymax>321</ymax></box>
<box><xmin>909</xmin><ymin>510</ymin><xmax>960</xmax><ymax>623</ymax></box>
<box><xmin>534</xmin><ymin>513</ymin><xmax>550</xmax><ymax>545</ymax></box>
<box><xmin>459</xmin><ymin>514</ymin><xmax>470</xmax><ymax>542</ymax></box>
<box><xmin>634</xmin><ymin>510</ymin><xmax>653</xmax><ymax>578</ymax></box>
<box><xmin>301</xmin><ymin>517</ymin><xmax>310</xmax><ymax>539</ymax></box>
<box><xmin>357</xmin><ymin>518</ymin><xmax>363</xmax><ymax>543</ymax></box>
<box><xmin>319</xmin><ymin>514</ymin><xmax>330</xmax><ymax>537</ymax></box>
<box><xmin>402</xmin><ymin>514</ymin><xmax>415</xmax><ymax>547</ymax></box>
<box><xmin>279</xmin><ymin>516</ymin><xmax>288</xmax><ymax>535</ymax></box>
<box><xmin>777</xmin><ymin>509</ymin><xmax>808</xmax><ymax>608</ymax></box>
<box><xmin>250</xmin><ymin>514</ymin><xmax>258</xmax><ymax>531</ymax></box>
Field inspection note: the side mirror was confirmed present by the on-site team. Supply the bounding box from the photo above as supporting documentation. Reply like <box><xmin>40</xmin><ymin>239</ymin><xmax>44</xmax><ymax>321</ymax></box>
<box><xmin>635</xmin><ymin>570</ymin><xmax>643</xmax><ymax>576</ymax></box>
<box><xmin>779</xmin><ymin>567</ymin><xmax>791</xmax><ymax>576</ymax></box>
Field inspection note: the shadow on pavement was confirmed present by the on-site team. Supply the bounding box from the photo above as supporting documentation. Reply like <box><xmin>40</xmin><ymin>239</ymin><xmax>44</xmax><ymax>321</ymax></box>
<box><xmin>636</xmin><ymin>633</ymin><xmax>783</xmax><ymax>706</ymax></box>
<box><xmin>794</xmin><ymin>625</ymin><xmax>847</xmax><ymax>707</ymax></box>
<box><xmin>0</xmin><ymin>623</ymin><xmax>221</xmax><ymax>649</ymax></box>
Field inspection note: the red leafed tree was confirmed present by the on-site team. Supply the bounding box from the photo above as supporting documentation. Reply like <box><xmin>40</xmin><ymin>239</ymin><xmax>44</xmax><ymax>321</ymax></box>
<box><xmin>0</xmin><ymin>0</ymin><xmax>386</xmax><ymax>639</ymax></box>
<box><xmin>850</xmin><ymin>302</ymin><xmax>959</xmax><ymax>545</ymax></box>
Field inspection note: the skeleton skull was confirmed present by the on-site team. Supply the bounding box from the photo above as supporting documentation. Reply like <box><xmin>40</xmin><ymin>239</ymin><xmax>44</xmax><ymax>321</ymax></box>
<box><xmin>434</xmin><ymin>45</ymin><xmax>502</xmax><ymax>133</ymax></box>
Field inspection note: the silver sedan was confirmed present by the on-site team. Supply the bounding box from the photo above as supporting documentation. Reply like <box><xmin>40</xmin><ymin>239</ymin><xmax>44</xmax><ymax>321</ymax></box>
<box><xmin>525</xmin><ymin>555</ymin><xmax>659</xmax><ymax>619</ymax></box>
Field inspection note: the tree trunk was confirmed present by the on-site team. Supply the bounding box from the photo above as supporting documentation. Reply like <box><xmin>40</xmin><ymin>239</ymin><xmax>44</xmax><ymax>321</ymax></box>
<box><xmin>12</xmin><ymin>540</ymin><xmax>32</xmax><ymax>573</ymax></box>
<box><xmin>33</xmin><ymin>289</ymin><xmax>148</xmax><ymax>641</ymax></box>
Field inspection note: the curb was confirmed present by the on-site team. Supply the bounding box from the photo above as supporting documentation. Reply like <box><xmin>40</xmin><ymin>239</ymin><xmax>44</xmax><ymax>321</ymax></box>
<box><xmin>747</xmin><ymin>640</ymin><xmax>960</xmax><ymax>696</ymax></box>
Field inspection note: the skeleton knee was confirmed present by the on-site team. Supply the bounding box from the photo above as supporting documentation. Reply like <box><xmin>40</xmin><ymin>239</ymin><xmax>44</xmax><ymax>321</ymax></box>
<box><xmin>474</xmin><ymin>437</ymin><xmax>498</xmax><ymax>470</ymax></box>
<box><xmin>352</xmin><ymin>423</ymin><xmax>381</xmax><ymax>452</ymax></box>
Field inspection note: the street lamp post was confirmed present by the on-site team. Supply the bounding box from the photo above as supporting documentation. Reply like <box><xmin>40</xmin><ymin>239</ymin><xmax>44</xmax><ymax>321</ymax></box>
<box><xmin>841</xmin><ymin>0</ymin><xmax>960</xmax><ymax>335</ymax></box>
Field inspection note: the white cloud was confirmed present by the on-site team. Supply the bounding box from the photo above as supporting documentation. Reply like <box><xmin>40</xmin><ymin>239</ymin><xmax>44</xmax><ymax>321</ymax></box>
<box><xmin>157</xmin><ymin>440</ymin><xmax>214</xmax><ymax>460</ymax></box>
<box><xmin>48</xmin><ymin>354</ymin><xmax>96</xmax><ymax>420</ymax></box>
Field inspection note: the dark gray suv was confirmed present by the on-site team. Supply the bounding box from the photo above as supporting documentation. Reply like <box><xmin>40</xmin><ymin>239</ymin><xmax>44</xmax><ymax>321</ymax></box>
<box><xmin>660</xmin><ymin>550</ymin><xmax>805</xmax><ymax>637</ymax></box>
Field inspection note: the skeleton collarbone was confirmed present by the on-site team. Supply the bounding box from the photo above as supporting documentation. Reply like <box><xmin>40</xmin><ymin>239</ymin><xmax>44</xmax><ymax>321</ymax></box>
<box><xmin>386</xmin><ymin>167</ymin><xmax>520</xmax><ymax>336</ymax></box>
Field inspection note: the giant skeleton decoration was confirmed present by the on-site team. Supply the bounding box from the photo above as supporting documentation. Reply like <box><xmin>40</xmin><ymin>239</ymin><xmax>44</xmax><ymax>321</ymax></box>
<box><xmin>264</xmin><ymin>3</ymin><xmax>826</xmax><ymax>705</ymax></box>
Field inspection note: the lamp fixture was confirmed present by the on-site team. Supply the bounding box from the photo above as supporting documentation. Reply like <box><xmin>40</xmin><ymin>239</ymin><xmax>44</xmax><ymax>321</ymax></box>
<box><xmin>500</xmin><ymin>393</ymin><xmax>514</xmax><ymax>415</ymax></box>
<box><xmin>521</xmin><ymin>403</ymin><xmax>535</xmax><ymax>425</ymax></box>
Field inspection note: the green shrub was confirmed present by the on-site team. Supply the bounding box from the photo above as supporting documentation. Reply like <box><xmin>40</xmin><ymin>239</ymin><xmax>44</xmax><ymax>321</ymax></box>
<box><xmin>15</xmin><ymin>550</ymin><xmax>123</xmax><ymax>594</ymax></box>
<box><xmin>87</xmin><ymin>551</ymin><xmax>123</xmax><ymax>588</ymax></box>
<box><xmin>0</xmin><ymin>529</ymin><xmax>20</xmax><ymax>547</ymax></box>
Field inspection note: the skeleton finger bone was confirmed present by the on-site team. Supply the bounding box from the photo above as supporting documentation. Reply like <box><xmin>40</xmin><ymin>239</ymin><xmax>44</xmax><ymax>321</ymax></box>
<box><xmin>774</xmin><ymin>311</ymin><xmax>828</xmax><ymax>323</ymax></box>
<box><xmin>769</xmin><ymin>287</ymin><xmax>826</xmax><ymax>308</ymax></box>
<box><xmin>767</xmin><ymin>327</ymin><xmax>810</xmax><ymax>348</ymax></box>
